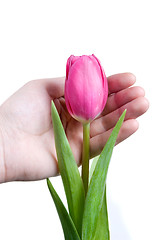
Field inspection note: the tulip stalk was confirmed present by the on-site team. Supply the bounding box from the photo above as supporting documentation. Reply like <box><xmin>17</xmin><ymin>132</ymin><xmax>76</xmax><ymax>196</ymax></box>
<box><xmin>81</xmin><ymin>122</ymin><xmax>90</xmax><ymax>196</ymax></box>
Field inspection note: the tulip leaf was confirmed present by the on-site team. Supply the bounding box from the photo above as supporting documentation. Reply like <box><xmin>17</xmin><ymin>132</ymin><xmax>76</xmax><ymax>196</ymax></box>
<box><xmin>89</xmin><ymin>157</ymin><xmax>110</xmax><ymax>240</ymax></box>
<box><xmin>89</xmin><ymin>156</ymin><xmax>99</xmax><ymax>181</ymax></box>
<box><xmin>47</xmin><ymin>179</ymin><xmax>81</xmax><ymax>240</ymax></box>
<box><xmin>93</xmin><ymin>188</ymin><xmax>110</xmax><ymax>240</ymax></box>
<box><xmin>51</xmin><ymin>101</ymin><xmax>85</xmax><ymax>236</ymax></box>
<box><xmin>82</xmin><ymin>110</ymin><xmax>126</xmax><ymax>240</ymax></box>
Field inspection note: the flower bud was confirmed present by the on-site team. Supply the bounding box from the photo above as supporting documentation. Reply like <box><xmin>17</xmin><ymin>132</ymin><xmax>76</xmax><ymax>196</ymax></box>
<box><xmin>65</xmin><ymin>54</ymin><xmax>108</xmax><ymax>123</ymax></box>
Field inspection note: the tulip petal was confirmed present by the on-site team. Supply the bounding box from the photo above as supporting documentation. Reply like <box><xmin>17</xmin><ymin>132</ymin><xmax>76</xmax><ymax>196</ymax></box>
<box><xmin>82</xmin><ymin>110</ymin><xmax>126</xmax><ymax>240</ymax></box>
<box><xmin>65</xmin><ymin>55</ymin><xmax>108</xmax><ymax>122</ymax></box>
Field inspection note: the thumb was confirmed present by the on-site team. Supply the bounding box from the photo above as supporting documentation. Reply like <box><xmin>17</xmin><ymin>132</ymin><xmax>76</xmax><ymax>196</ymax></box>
<box><xmin>40</xmin><ymin>77</ymin><xmax>65</xmax><ymax>99</ymax></box>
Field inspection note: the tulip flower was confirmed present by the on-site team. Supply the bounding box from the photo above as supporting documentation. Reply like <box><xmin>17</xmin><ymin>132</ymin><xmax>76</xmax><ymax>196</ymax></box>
<box><xmin>47</xmin><ymin>55</ymin><xmax>126</xmax><ymax>240</ymax></box>
<box><xmin>65</xmin><ymin>54</ymin><xmax>108</xmax><ymax>195</ymax></box>
<box><xmin>65</xmin><ymin>54</ymin><xmax>108</xmax><ymax>123</ymax></box>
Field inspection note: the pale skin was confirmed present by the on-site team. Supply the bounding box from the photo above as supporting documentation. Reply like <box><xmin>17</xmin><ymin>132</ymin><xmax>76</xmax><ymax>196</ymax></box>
<box><xmin>0</xmin><ymin>73</ymin><xmax>149</xmax><ymax>183</ymax></box>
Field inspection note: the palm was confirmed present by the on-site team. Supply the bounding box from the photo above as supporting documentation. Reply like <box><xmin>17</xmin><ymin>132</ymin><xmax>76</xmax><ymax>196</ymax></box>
<box><xmin>0</xmin><ymin>73</ymin><xmax>149</xmax><ymax>182</ymax></box>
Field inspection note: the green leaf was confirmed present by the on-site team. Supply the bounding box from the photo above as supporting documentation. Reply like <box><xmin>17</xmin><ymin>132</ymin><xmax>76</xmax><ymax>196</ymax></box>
<box><xmin>51</xmin><ymin>101</ymin><xmax>85</xmax><ymax>236</ymax></box>
<box><xmin>82</xmin><ymin>110</ymin><xmax>126</xmax><ymax>240</ymax></box>
<box><xmin>93</xmin><ymin>188</ymin><xmax>110</xmax><ymax>240</ymax></box>
<box><xmin>89</xmin><ymin>156</ymin><xmax>99</xmax><ymax>182</ymax></box>
<box><xmin>47</xmin><ymin>179</ymin><xmax>81</xmax><ymax>240</ymax></box>
<box><xmin>89</xmin><ymin>157</ymin><xmax>110</xmax><ymax>240</ymax></box>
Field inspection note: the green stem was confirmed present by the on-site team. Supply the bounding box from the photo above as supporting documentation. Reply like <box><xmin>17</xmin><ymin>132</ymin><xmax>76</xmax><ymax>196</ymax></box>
<box><xmin>81</xmin><ymin>122</ymin><xmax>90</xmax><ymax>196</ymax></box>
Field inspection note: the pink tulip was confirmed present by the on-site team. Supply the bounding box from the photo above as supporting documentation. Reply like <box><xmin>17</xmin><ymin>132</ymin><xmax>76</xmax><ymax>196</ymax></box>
<box><xmin>65</xmin><ymin>54</ymin><xmax>108</xmax><ymax>123</ymax></box>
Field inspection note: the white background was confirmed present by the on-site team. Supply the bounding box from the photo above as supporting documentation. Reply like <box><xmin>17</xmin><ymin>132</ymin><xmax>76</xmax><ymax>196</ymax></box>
<box><xmin>0</xmin><ymin>0</ymin><xmax>160</xmax><ymax>239</ymax></box>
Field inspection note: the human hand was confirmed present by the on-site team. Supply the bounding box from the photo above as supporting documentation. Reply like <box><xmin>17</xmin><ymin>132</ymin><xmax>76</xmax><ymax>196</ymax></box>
<box><xmin>0</xmin><ymin>73</ymin><xmax>149</xmax><ymax>183</ymax></box>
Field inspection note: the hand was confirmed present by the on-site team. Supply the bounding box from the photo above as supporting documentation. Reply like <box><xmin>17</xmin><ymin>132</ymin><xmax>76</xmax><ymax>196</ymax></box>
<box><xmin>0</xmin><ymin>73</ymin><xmax>149</xmax><ymax>183</ymax></box>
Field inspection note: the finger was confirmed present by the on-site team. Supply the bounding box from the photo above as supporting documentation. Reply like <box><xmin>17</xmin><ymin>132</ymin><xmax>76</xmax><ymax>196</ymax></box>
<box><xmin>100</xmin><ymin>86</ymin><xmax>145</xmax><ymax>116</ymax></box>
<box><xmin>39</xmin><ymin>73</ymin><xmax>135</xmax><ymax>99</ymax></box>
<box><xmin>54</xmin><ymin>97</ymin><xmax>72</xmax><ymax>129</ymax></box>
<box><xmin>91</xmin><ymin>97</ymin><xmax>149</xmax><ymax>138</ymax></box>
<box><xmin>108</xmin><ymin>73</ymin><xmax>136</xmax><ymax>95</ymax></box>
<box><xmin>90</xmin><ymin>119</ymin><xmax>139</xmax><ymax>158</ymax></box>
